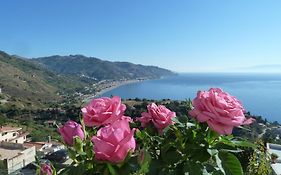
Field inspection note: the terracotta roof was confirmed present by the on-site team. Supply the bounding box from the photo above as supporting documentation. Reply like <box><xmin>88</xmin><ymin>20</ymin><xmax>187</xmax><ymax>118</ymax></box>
<box><xmin>23</xmin><ymin>142</ymin><xmax>48</xmax><ymax>150</ymax></box>
<box><xmin>0</xmin><ymin>126</ymin><xmax>22</xmax><ymax>133</ymax></box>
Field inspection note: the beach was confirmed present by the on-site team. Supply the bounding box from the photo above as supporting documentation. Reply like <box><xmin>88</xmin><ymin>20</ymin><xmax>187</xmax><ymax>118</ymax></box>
<box><xmin>82</xmin><ymin>79</ymin><xmax>143</xmax><ymax>102</ymax></box>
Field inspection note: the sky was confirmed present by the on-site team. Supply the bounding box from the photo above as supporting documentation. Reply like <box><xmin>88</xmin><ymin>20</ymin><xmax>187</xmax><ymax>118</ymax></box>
<box><xmin>0</xmin><ymin>0</ymin><xmax>281</xmax><ymax>72</ymax></box>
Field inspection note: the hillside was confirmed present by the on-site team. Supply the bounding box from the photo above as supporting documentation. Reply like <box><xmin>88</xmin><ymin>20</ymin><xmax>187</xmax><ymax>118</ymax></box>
<box><xmin>32</xmin><ymin>55</ymin><xmax>175</xmax><ymax>80</ymax></box>
<box><xmin>0</xmin><ymin>51</ymin><xmax>90</xmax><ymax>108</ymax></box>
<box><xmin>0</xmin><ymin>51</ymin><xmax>175</xmax><ymax>108</ymax></box>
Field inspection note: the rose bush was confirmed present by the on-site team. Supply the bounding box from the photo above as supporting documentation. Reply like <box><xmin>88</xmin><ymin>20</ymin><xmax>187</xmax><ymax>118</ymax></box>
<box><xmin>189</xmin><ymin>88</ymin><xmax>254</xmax><ymax>135</ymax></box>
<box><xmin>38</xmin><ymin>88</ymin><xmax>257</xmax><ymax>175</ymax></box>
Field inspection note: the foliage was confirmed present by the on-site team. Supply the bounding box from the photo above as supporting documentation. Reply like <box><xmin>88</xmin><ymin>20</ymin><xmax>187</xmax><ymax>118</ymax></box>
<box><xmin>50</xmin><ymin>100</ymin><xmax>256</xmax><ymax>175</ymax></box>
<box><xmin>271</xmin><ymin>153</ymin><xmax>278</xmax><ymax>160</ymax></box>
<box><xmin>246</xmin><ymin>140</ymin><xmax>272</xmax><ymax>175</ymax></box>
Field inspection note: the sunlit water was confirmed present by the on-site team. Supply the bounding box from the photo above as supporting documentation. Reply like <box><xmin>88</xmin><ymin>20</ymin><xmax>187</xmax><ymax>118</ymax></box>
<box><xmin>102</xmin><ymin>73</ymin><xmax>281</xmax><ymax>122</ymax></box>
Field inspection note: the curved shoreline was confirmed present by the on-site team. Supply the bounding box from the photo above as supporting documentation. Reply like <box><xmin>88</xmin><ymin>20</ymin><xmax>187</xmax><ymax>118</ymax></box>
<box><xmin>83</xmin><ymin>79</ymin><xmax>143</xmax><ymax>102</ymax></box>
<box><xmin>95</xmin><ymin>79</ymin><xmax>142</xmax><ymax>97</ymax></box>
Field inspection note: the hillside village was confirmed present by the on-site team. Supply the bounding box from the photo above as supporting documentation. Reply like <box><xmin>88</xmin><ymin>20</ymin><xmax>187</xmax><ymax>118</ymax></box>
<box><xmin>0</xmin><ymin>126</ymin><xmax>67</xmax><ymax>174</ymax></box>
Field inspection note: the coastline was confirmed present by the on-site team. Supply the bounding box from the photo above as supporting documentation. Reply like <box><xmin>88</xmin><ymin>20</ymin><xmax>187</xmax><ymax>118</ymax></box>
<box><xmin>94</xmin><ymin>79</ymin><xmax>142</xmax><ymax>97</ymax></box>
<box><xmin>83</xmin><ymin>79</ymin><xmax>143</xmax><ymax>102</ymax></box>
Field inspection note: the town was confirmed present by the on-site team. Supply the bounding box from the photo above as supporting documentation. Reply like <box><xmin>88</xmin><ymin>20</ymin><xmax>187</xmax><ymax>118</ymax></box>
<box><xmin>0</xmin><ymin>124</ymin><xmax>68</xmax><ymax>174</ymax></box>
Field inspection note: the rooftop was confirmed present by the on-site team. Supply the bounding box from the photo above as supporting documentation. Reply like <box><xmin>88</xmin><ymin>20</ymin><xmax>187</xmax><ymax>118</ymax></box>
<box><xmin>0</xmin><ymin>142</ymin><xmax>33</xmax><ymax>160</ymax></box>
<box><xmin>0</xmin><ymin>126</ymin><xmax>22</xmax><ymax>133</ymax></box>
<box><xmin>0</xmin><ymin>147</ymin><xmax>22</xmax><ymax>160</ymax></box>
<box><xmin>23</xmin><ymin>142</ymin><xmax>51</xmax><ymax>151</ymax></box>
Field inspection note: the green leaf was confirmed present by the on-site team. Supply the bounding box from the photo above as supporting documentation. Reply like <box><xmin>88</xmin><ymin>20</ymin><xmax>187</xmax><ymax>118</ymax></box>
<box><xmin>59</xmin><ymin>164</ymin><xmax>86</xmax><ymax>175</ymax></box>
<box><xmin>207</xmin><ymin>149</ymin><xmax>218</xmax><ymax>156</ymax></box>
<box><xmin>177</xmin><ymin>115</ymin><xmax>189</xmax><ymax>124</ymax></box>
<box><xmin>172</xmin><ymin>117</ymin><xmax>185</xmax><ymax>128</ymax></box>
<box><xmin>186</xmin><ymin>122</ymin><xmax>195</xmax><ymax>127</ymax></box>
<box><xmin>212</xmin><ymin>170</ymin><xmax>225</xmax><ymax>175</ymax></box>
<box><xmin>218</xmin><ymin>151</ymin><xmax>243</xmax><ymax>175</ymax></box>
<box><xmin>107</xmin><ymin>163</ymin><xmax>117</xmax><ymax>175</ymax></box>
<box><xmin>220</xmin><ymin>149</ymin><xmax>243</xmax><ymax>153</ymax></box>
<box><xmin>183</xmin><ymin>161</ymin><xmax>203</xmax><ymax>175</ymax></box>
<box><xmin>163</xmin><ymin>149</ymin><xmax>182</xmax><ymax>165</ymax></box>
<box><xmin>172</xmin><ymin>117</ymin><xmax>181</xmax><ymax>124</ymax></box>
<box><xmin>73</xmin><ymin>136</ymin><xmax>84</xmax><ymax>154</ymax></box>
<box><xmin>135</xmin><ymin>129</ymin><xmax>144</xmax><ymax>139</ymax></box>
<box><xmin>236</xmin><ymin>126</ymin><xmax>251</xmax><ymax>131</ymax></box>
<box><xmin>231</xmin><ymin>140</ymin><xmax>257</xmax><ymax>148</ymax></box>
<box><xmin>214</xmin><ymin>154</ymin><xmax>225</xmax><ymax>174</ymax></box>
<box><xmin>137</xmin><ymin>149</ymin><xmax>151</xmax><ymax>174</ymax></box>
<box><xmin>189</xmin><ymin>147</ymin><xmax>211</xmax><ymax>162</ymax></box>
<box><xmin>67</xmin><ymin>148</ymin><xmax>77</xmax><ymax>160</ymax></box>
<box><xmin>218</xmin><ymin>138</ymin><xmax>236</xmax><ymax>147</ymax></box>
<box><xmin>147</xmin><ymin>159</ymin><xmax>162</xmax><ymax>175</ymax></box>
<box><xmin>162</xmin><ymin>125</ymin><xmax>171</xmax><ymax>134</ymax></box>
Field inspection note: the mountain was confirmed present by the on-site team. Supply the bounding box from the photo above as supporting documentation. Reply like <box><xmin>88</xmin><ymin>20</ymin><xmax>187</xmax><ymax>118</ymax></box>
<box><xmin>0</xmin><ymin>51</ymin><xmax>89</xmax><ymax>108</ymax></box>
<box><xmin>0</xmin><ymin>51</ymin><xmax>175</xmax><ymax>108</ymax></box>
<box><xmin>32</xmin><ymin>55</ymin><xmax>175</xmax><ymax>80</ymax></box>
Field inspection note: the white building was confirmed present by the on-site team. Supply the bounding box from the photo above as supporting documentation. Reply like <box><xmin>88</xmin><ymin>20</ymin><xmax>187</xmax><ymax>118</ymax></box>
<box><xmin>0</xmin><ymin>142</ymin><xmax>36</xmax><ymax>174</ymax></box>
<box><xmin>24</xmin><ymin>141</ymin><xmax>65</xmax><ymax>158</ymax></box>
<box><xmin>267</xmin><ymin>143</ymin><xmax>281</xmax><ymax>175</ymax></box>
<box><xmin>0</xmin><ymin>126</ymin><xmax>28</xmax><ymax>144</ymax></box>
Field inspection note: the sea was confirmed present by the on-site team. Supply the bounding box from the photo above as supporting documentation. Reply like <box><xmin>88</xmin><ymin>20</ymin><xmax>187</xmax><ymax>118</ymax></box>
<box><xmin>101</xmin><ymin>73</ymin><xmax>281</xmax><ymax>122</ymax></box>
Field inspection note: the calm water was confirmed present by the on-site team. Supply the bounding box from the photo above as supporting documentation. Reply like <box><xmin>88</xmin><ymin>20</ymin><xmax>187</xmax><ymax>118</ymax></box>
<box><xmin>102</xmin><ymin>73</ymin><xmax>281</xmax><ymax>122</ymax></box>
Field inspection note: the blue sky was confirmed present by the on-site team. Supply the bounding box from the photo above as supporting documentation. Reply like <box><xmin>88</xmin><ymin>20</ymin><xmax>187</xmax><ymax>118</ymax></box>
<box><xmin>0</xmin><ymin>0</ymin><xmax>281</xmax><ymax>72</ymax></box>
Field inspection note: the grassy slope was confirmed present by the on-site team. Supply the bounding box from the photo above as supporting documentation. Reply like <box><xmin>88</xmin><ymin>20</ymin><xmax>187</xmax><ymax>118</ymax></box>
<box><xmin>0</xmin><ymin>51</ymin><xmax>88</xmax><ymax>108</ymax></box>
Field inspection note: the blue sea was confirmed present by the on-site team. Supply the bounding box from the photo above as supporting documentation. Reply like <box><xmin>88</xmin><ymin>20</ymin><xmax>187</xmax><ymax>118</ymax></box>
<box><xmin>102</xmin><ymin>73</ymin><xmax>281</xmax><ymax>122</ymax></box>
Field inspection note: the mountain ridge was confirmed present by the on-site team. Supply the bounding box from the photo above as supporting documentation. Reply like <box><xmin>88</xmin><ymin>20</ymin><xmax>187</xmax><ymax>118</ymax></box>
<box><xmin>32</xmin><ymin>55</ymin><xmax>175</xmax><ymax>80</ymax></box>
<box><xmin>0</xmin><ymin>51</ymin><xmax>175</xmax><ymax>108</ymax></box>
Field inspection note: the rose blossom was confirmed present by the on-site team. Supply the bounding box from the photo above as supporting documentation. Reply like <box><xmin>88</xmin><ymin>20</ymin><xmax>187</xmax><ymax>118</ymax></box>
<box><xmin>82</xmin><ymin>96</ymin><xmax>126</xmax><ymax>127</ymax></box>
<box><xmin>189</xmin><ymin>88</ymin><xmax>254</xmax><ymax>135</ymax></box>
<box><xmin>39</xmin><ymin>163</ymin><xmax>52</xmax><ymax>175</ymax></box>
<box><xmin>137</xmin><ymin>103</ymin><xmax>176</xmax><ymax>133</ymax></box>
<box><xmin>91</xmin><ymin>118</ymin><xmax>136</xmax><ymax>163</ymax></box>
<box><xmin>58</xmin><ymin>120</ymin><xmax>85</xmax><ymax>146</ymax></box>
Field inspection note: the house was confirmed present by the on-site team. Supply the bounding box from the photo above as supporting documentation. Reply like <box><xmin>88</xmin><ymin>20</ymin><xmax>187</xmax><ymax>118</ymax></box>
<box><xmin>23</xmin><ymin>136</ymin><xmax>65</xmax><ymax>158</ymax></box>
<box><xmin>267</xmin><ymin>143</ymin><xmax>281</xmax><ymax>175</ymax></box>
<box><xmin>24</xmin><ymin>141</ymin><xmax>64</xmax><ymax>158</ymax></box>
<box><xmin>0</xmin><ymin>142</ymin><xmax>36</xmax><ymax>174</ymax></box>
<box><xmin>0</xmin><ymin>126</ymin><xmax>28</xmax><ymax>144</ymax></box>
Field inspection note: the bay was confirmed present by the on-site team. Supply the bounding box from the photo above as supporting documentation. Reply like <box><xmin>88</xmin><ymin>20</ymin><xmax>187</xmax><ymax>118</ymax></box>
<box><xmin>102</xmin><ymin>73</ymin><xmax>281</xmax><ymax>122</ymax></box>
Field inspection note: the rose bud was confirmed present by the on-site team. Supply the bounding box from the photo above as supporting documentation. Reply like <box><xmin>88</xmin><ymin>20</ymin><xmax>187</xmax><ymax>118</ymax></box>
<box><xmin>58</xmin><ymin>120</ymin><xmax>85</xmax><ymax>146</ymax></box>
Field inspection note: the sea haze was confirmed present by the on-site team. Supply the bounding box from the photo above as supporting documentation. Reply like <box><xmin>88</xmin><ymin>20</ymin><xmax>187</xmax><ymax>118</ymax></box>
<box><xmin>102</xmin><ymin>73</ymin><xmax>281</xmax><ymax>122</ymax></box>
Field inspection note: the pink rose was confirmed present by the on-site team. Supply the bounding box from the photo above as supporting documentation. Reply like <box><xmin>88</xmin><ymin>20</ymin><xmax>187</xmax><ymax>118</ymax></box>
<box><xmin>189</xmin><ymin>88</ymin><xmax>254</xmax><ymax>135</ymax></box>
<box><xmin>91</xmin><ymin>118</ymin><xmax>136</xmax><ymax>163</ymax></box>
<box><xmin>137</xmin><ymin>103</ymin><xmax>176</xmax><ymax>133</ymax></box>
<box><xmin>58</xmin><ymin>120</ymin><xmax>85</xmax><ymax>146</ymax></box>
<box><xmin>82</xmin><ymin>96</ymin><xmax>126</xmax><ymax>127</ymax></box>
<box><xmin>40</xmin><ymin>163</ymin><xmax>53</xmax><ymax>175</ymax></box>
